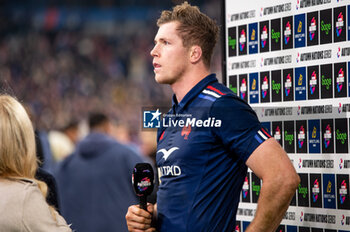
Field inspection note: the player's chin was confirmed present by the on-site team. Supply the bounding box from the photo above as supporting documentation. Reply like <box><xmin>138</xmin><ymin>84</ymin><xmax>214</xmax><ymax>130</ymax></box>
<box><xmin>155</xmin><ymin>75</ymin><xmax>172</xmax><ymax>85</ymax></box>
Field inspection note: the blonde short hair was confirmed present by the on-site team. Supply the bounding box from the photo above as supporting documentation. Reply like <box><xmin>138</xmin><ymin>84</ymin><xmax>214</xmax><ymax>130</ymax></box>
<box><xmin>157</xmin><ymin>1</ymin><xmax>219</xmax><ymax>68</ymax></box>
<box><xmin>0</xmin><ymin>95</ymin><xmax>37</xmax><ymax>178</ymax></box>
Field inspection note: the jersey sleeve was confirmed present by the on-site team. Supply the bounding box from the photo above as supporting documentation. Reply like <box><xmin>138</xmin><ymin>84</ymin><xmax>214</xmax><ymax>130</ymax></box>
<box><xmin>210</xmin><ymin>96</ymin><xmax>271</xmax><ymax>163</ymax></box>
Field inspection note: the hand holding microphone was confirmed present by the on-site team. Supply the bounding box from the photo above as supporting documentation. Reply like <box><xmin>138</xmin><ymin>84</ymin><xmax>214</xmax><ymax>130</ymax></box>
<box><xmin>132</xmin><ymin>163</ymin><xmax>155</xmax><ymax>210</ymax></box>
<box><xmin>126</xmin><ymin>163</ymin><xmax>156</xmax><ymax>232</ymax></box>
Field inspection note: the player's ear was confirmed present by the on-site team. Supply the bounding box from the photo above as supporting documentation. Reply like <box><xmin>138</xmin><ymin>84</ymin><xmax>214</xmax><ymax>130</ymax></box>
<box><xmin>189</xmin><ymin>45</ymin><xmax>202</xmax><ymax>63</ymax></box>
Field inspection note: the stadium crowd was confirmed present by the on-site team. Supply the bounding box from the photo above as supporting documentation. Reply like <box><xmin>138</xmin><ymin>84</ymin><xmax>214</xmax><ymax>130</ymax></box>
<box><xmin>0</xmin><ymin>1</ymin><xmax>220</xmax><ymax>140</ymax></box>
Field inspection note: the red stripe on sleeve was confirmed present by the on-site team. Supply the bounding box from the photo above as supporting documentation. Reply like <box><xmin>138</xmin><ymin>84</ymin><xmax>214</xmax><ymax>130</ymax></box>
<box><xmin>261</xmin><ymin>127</ymin><xmax>272</xmax><ymax>138</ymax></box>
<box><xmin>207</xmin><ymin>85</ymin><xmax>226</xmax><ymax>95</ymax></box>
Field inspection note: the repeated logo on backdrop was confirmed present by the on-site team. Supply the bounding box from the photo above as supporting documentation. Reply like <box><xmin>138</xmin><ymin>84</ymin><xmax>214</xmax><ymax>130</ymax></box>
<box><xmin>307</xmin><ymin>11</ymin><xmax>319</xmax><ymax>46</ymax></box>
<box><xmin>335</xmin><ymin>118</ymin><xmax>348</xmax><ymax>153</ymax></box>
<box><xmin>239</xmin><ymin>25</ymin><xmax>247</xmax><ymax>55</ymax></box>
<box><xmin>283</xmin><ymin>16</ymin><xmax>294</xmax><ymax>49</ymax></box>
<box><xmin>334</xmin><ymin>6</ymin><xmax>346</xmax><ymax>42</ymax></box>
<box><xmin>295</xmin><ymin>13</ymin><xmax>306</xmax><ymax>47</ymax></box>
<box><xmin>323</xmin><ymin>174</ymin><xmax>336</xmax><ymax>209</ymax></box>
<box><xmin>239</xmin><ymin>74</ymin><xmax>248</xmax><ymax>102</ymax></box>
<box><xmin>295</xmin><ymin>67</ymin><xmax>307</xmax><ymax>101</ymax></box>
<box><xmin>298</xmin><ymin>173</ymin><xmax>310</xmax><ymax>207</ymax></box>
<box><xmin>260</xmin><ymin>21</ymin><xmax>270</xmax><ymax>52</ymax></box>
<box><xmin>253</xmin><ymin>119</ymin><xmax>348</xmax><ymax>155</ymax></box>
<box><xmin>228</xmin><ymin>5</ymin><xmax>349</xmax><ymax>103</ymax></box>
<box><xmin>308</xmin><ymin>120</ymin><xmax>321</xmax><ymax>153</ymax></box>
<box><xmin>297</xmin><ymin>120</ymin><xmax>307</xmax><ymax>153</ymax></box>
<box><xmin>273</xmin><ymin>121</ymin><xmax>283</xmax><ymax>146</ymax></box>
<box><xmin>271</xmin><ymin>18</ymin><xmax>281</xmax><ymax>51</ymax></box>
<box><xmin>321</xmin><ymin>64</ymin><xmax>333</xmax><ymax>99</ymax></box>
<box><xmin>337</xmin><ymin>174</ymin><xmax>350</xmax><ymax>210</ymax></box>
<box><xmin>228</xmin><ymin>64</ymin><xmax>349</xmax><ymax>103</ymax></box>
<box><xmin>308</xmin><ymin>66</ymin><xmax>320</xmax><ymax>99</ymax></box>
<box><xmin>310</xmin><ymin>174</ymin><xmax>323</xmax><ymax>208</ymax></box>
<box><xmin>320</xmin><ymin>8</ymin><xmax>332</xmax><ymax>44</ymax></box>
<box><xmin>227</xmin><ymin>2</ymin><xmax>350</xmax><ymax>231</ymax></box>
<box><xmin>241</xmin><ymin>174</ymin><xmax>251</xmax><ymax>203</ymax></box>
<box><xmin>228</xmin><ymin>6</ymin><xmax>348</xmax><ymax>58</ymax></box>
<box><xmin>334</xmin><ymin>62</ymin><xmax>347</xmax><ymax>98</ymax></box>
<box><xmin>283</xmin><ymin>69</ymin><xmax>294</xmax><ymax>101</ymax></box>
<box><xmin>249</xmin><ymin>23</ymin><xmax>258</xmax><ymax>54</ymax></box>
<box><xmin>260</xmin><ymin>71</ymin><xmax>270</xmax><ymax>103</ymax></box>
<box><xmin>249</xmin><ymin>73</ymin><xmax>259</xmax><ymax>103</ymax></box>
<box><xmin>228</xmin><ymin>27</ymin><xmax>237</xmax><ymax>57</ymax></box>
<box><xmin>229</xmin><ymin>75</ymin><xmax>238</xmax><ymax>95</ymax></box>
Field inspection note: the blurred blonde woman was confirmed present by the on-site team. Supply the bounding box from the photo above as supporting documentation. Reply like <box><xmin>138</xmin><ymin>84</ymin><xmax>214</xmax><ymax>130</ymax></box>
<box><xmin>0</xmin><ymin>95</ymin><xmax>72</xmax><ymax>231</ymax></box>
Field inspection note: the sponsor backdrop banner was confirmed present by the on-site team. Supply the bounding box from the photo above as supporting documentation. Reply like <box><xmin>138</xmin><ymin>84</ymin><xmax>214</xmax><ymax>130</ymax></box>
<box><xmin>223</xmin><ymin>0</ymin><xmax>350</xmax><ymax>231</ymax></box>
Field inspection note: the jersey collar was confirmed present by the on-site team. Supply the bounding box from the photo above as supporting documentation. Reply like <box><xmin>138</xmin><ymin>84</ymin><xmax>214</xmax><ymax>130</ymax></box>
<box><xmin>172</xmin><ymin>73</ymin><xmax>218</xmax><ymax>112</ymax></box>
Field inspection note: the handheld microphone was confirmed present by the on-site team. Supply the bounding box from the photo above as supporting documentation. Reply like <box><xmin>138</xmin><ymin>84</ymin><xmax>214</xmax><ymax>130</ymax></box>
<box><xmin>132</xmin><ymin>163</ymin><xmax>154</xmax><ymax>210</ymax></box>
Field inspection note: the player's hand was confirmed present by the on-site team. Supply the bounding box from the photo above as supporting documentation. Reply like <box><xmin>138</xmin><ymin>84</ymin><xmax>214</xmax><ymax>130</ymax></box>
<box><xmin>126</xmin><ymin>204</ymin><xmax>156</xmax><ymax>232</ymax></box>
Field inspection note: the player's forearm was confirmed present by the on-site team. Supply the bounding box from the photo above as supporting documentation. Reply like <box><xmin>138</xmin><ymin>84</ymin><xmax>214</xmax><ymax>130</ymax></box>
<box><xmin>246</xmin><ymin>175</ymin><xmax>299</xmax><ymax>232</ymax></box>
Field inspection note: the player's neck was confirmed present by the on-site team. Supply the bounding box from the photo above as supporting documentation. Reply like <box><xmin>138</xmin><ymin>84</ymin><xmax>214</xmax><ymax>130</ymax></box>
<box><xmin>171</xmin><ymin>66</ymin><xmax>210</xmax><ymax>104</ymax></box>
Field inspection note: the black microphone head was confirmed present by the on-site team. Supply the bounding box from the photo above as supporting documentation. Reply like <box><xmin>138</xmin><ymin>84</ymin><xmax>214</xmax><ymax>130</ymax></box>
<box><xmin>132</xmin><ymin>163</ymin><xmax>154</xmax><ymax>197</ymax></box>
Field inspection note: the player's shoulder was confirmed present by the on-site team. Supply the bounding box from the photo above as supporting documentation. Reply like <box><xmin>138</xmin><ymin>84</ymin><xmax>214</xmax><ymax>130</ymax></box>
<box><xmin>197</xmin><ymin>82</ymin><xmax>237</xmax><ymax>103</ymax></box>
<box><xmin>201</xmin><ymin>82</ymin><xmax>251</xmax><ymax>108</ymax></box>
<box><xmin>205</xmin><ymin>82</ymin><xmax>235</xmax><ymax>97</ymax></box>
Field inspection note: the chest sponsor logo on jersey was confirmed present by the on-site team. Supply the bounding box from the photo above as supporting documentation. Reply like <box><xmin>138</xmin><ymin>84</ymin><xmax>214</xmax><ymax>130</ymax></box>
<box><xmin>157</xmin><ymin>147</ymin><xmax>179</xmax><ymax>161</ymax></box>
<box><xmin>157</xmin><ymin>147</ymin><xmax>182</xmax><ymax>177</ymax></box>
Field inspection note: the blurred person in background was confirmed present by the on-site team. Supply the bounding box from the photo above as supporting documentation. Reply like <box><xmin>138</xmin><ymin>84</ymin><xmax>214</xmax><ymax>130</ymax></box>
<box><xmin>0</xmin><ymin>94</ymin><xmax>71</xmax><ymax>231</ymax></box>
<box><xmin>35</xmin><ymin>129</ymin><xmax>57</xmax><ymax>173</ymax></box>
<box><xmin>24</xmin><ymin>103</ymin><xmax>62</xmax><ymax>211</ymax></box>
<box><xmin>49</xmin><ymin>120</ymin><xmax>81</xmax><ymax>162</ymax></box>
<box><xmin>139</xmin><ymin>131</ymin><xmax>157</xmax><ymax>165</ymax></box>
<box><xmin>138</xmin><ymin>130</ymin><xmax>159</xmax><ymax>204</ymax></box>
<box><xmin>126</xmin><ymin>2</ymin><xmax>300</xmax><ymax>231</ymax></box>
<box><xmin>23</xmin><ymin>104</ymin><xmax>56</xmax><ymax>173</ymax></box>
<box><xmin>109</xmin><ymin>121</ymin><xmax>141</xmax><ymax>155</ymax></box>
<box><xmin>55</xmin><ymin>112</ymin><xmax>146</xmax><ymax>232</ymax></box>
<box><xmin>62</xmin><ymin>120</ymin><xmax>81</xmax><ymax>145</ymax></box>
